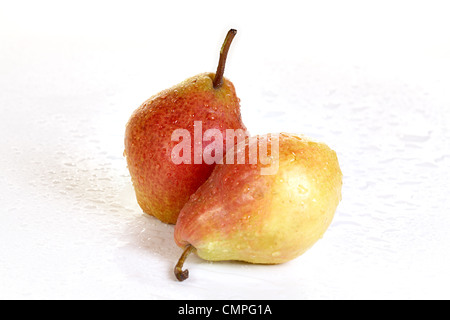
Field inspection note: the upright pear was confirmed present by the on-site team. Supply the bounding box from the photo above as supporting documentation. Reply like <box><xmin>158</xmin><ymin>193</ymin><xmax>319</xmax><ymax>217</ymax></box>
<box><xmin>124</xmin><ymin>29</ymin><xmax>247</xmax><ymax>224</ymax></box>
<box><xmin>174</xmin><ymin>133</ymin><xmax>342</xmax><ymax>281</ymax></box>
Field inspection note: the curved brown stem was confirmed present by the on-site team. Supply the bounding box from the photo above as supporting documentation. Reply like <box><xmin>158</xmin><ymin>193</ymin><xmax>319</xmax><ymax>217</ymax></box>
<box><xmin>213</xmin><ymin>29</ymin><xmax>237</xmax><ymax>89</ymax></box>
<box><xmin>174</xmin><ymin>244</ymin><xmax>195</xmax><ymax>281</ymax></box>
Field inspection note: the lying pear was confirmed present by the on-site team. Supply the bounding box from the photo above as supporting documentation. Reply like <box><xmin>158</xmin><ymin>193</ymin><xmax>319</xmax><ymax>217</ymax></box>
<box><xmin>174</xmin><ymin>133</ymin><xmax>342</xmax><ymax>281</ymax></box>
<box><xmin>124</xmin><ymin>29</ymin><xmax>247</xmax><ymax>224</ymax></box>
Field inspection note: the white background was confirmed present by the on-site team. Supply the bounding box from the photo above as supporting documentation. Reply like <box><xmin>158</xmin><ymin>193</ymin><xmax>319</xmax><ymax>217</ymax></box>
<box><xmin>1</xmin><ymin>0</ymin><xmax>450</xmax><ymax>299</ymax></box>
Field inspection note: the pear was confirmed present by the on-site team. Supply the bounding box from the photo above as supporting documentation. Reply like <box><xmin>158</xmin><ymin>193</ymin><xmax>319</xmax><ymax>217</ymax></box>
<box><xmin>174</xmin><ymin>133</ymin><xmax>342</xmax><ymax>281</ymax></box>
<box><xmin>124</xmin><ymin>29</ymin><xmax>247</xmax><ymax>224</ymax></box>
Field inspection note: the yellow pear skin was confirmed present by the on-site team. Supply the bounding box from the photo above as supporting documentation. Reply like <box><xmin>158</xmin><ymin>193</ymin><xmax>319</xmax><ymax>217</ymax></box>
<box><xmin>174</xmin><ymin>133</ymin><xmax>342</xmax><ymax>280</ymax></box>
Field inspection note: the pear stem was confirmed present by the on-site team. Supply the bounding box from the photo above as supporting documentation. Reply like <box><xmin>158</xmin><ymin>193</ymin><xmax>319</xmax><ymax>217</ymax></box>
<box><xmin>174</xmin><ymin>244</ymin><xmax>195</xmax><ymax>281</ymax></box>
<box><xmin>213</xmin><ymin>29</ymin><xmax>237</xmax><ymax>89</ymax></box>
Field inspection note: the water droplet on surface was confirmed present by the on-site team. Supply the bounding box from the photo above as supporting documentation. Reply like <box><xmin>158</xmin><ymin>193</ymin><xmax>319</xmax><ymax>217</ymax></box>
<box><xmin>298</xmin><ymin>185</ymin><xmax>308</xmax><ymax>194</ymax></box>
<box><xmin>271</xmin><ymin>251</ymin><xmax>281</xmax><ymax>257</ymax></box>
<box><xmin>190</xmin><ymin>193</ymin><xmax>200</xmax><ymax>202</ymax></box>
<box><xmin>290</xmin><ymin>152</ymin><xmax>297</xmax><ymax>162</ymax></box>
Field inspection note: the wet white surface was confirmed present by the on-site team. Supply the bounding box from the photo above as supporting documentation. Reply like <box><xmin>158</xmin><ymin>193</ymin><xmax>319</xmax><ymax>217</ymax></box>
<box><xmin>1</xmin><ymin>1</ymin><xmax>450</xmax><ymax>299</ymax></box>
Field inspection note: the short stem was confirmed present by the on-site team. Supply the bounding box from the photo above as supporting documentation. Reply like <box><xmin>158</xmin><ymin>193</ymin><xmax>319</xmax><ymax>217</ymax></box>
<box><xmin>213</xmin><ymin>29</ymin><xmax>237</xmax><ymax>89</ymax></box>
<box><xmin>174</xmin><ymin>244</ymin><xmax>195</xmax><ymax>281</ymax></box>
